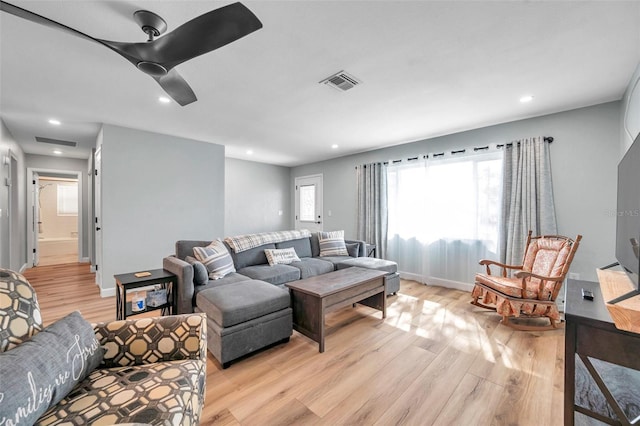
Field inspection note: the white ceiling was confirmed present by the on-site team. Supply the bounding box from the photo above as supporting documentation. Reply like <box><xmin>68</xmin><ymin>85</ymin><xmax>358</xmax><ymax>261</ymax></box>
<box><xmin>1</xmin><ymin>1</ymin><xmax>639</xmax><ymax>167</ymax></box>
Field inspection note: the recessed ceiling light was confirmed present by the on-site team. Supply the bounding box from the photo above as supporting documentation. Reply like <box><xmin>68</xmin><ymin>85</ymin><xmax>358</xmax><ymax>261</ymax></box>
<box><xmin>331</xmin><ymin>144</ymin><xmax>339</xmax><ymax>149</ymax></box>
<box><xmin>48</xmin><ymin>119</ymin><xmax>61</xmax><ymax>125</ymax></box>
<box><xmin>519</xmin><ymin>95</ymin><xmax>534</xmax><ymax>103</ymax></box>
<box><xmin>158</xmin><ymin>96</ymin><xmax>171</xmax><ymax>104</ymax></box>
<box><xmin>246</xmin><ymin>150</ymin><xmax>253</xmax><ymax>155</ymax></box>
<box><xmin>52</xmin><ymin>150</ymin><xmax>63</xmax><ymax>155</ymax></box>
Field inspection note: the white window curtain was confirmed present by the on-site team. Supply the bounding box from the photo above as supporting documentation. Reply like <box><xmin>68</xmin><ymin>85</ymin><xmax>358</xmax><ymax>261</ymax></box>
<box><xmin>387</xmin><ymin>150</ymin><xmax>503</xmax><ymax>286</ymax></box>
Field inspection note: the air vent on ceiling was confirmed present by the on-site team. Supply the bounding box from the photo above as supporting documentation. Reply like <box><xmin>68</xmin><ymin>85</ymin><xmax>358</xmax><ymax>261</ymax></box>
<box><xmin>319</xmin><ymin>70</ymin><xmax>361</xmax><ymax>92</ymax></box>
<box><xmin>35</xmin><ymin>136</ymin><xmax>77</xmax><ymax>147</ymax></box>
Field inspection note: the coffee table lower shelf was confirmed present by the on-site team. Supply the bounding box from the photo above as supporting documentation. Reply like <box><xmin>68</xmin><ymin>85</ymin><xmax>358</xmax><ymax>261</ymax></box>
<box><xmin>286</xmin><ymin>267</ymin><xmax>387</xmax><ymax>353</ymax></box>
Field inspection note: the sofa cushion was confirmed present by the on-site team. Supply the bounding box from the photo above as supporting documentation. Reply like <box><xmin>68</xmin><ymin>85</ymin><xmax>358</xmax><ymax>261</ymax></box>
<box><xmin>36</xmin><ymin>359</ymin><xmax>204</xmax><ymax>425</ymax></box>
<box><xmin>318</xmin><ymin>230</ymin><xmax>349</xmax><ymax>256</ymax></box>
<box><xmin>265</xmin><ymin>248</ymin><xmax>301</xmax><ymax>266</ymax></box>
<box><xmin>193</xmin><ymin>240</ymin><xmax>236</xmax><ymax>280</ymax></box>
<box><xmin>196</xmin><ymin>280</ymin><xmax>290</xmax><ymax>328</ymax></box>
<box><xmin>229</xmin><ymin>243</ymin><xmax>276</xmax><ymax>269</ymax></box>
<box><xmin>336</xmin><ymin>257</ymin><xmax>398</xmax><ymax>274</ymax></box>
<box><xmin>0</xmin><ymin>268</ymin><xmax>43</xmax><ymax>352</ymax></box>
<box><xmin>185</xmin><ymin>256</ymin><xmax>208</xmax><ymax>286</ymax></box>
<box><xmin>318</xmin><ymin>255</ymin><xmax>354</xmax><ymax>268</ymax></box>
<box><xmin>289</xmin><ymin>257</ymin><xmax>335</xmax><ymax>279</ymax></box>
<box><xmin>237</xmin><ymin>264</ymin><xmax>301</xmax><ymax>285</ymax></box>
<box><xmin>275</xmin><ymin>238</ymin><xmax>312</xmax><ymax>258</ymax></box>
<box><xmin>192</xmin><ymin>272</ymin><xmax>252</xmax><ymax>304</ymax></box>
<box><xmin>0</xmin><ymin>311</ymin><xmax>103</xmax><ymax>425</ymax></box>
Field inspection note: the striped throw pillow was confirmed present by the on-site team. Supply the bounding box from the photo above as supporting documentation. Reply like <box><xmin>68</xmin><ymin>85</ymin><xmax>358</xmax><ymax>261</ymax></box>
<box><xmin>264</xmin><ymin>248</ymin><xmax>301</xmax><ymax>266</ymax></box>
<box><xmin>193</xmin><ymin>240</ymin><xmax>236</xmax><ymax>280</ymax></box>
<box><xmin>318</xmin><ymin>230</ymin><xmax>349</xmax><ymax>257</ymax></box>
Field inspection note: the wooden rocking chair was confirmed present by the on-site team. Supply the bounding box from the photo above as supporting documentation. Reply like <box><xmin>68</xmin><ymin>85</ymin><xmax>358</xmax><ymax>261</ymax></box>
<box><xmin>471</xmin><ymin>231</ymin><xmax>582</xmax><ymax>331</ymax></box>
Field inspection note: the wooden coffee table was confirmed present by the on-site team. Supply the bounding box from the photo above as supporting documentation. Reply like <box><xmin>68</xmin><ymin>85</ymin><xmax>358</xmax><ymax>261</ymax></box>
<box><xmin>286</xmin><ymin>267</ymin><xmax>387</xmax><ymax>352</ymax></box>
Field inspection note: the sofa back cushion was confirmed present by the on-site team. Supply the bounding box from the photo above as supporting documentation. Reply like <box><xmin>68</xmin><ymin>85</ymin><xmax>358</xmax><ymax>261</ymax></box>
<box><xmin>275</xmin><ymin>238</ymin><xmax>312</xmax><ymax>258</ymax></box>
<box><xmin>176</xmin><ymin>240</ymin><xmax>213</xmax><ymax>261</ymax></box>
<box><xmin>229</xmin><ymin>242</ymin><xmax>276</xmax><ymax>269</ymax></box>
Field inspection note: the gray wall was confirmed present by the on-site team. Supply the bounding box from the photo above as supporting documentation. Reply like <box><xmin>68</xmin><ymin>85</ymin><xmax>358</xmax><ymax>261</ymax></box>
<box><xmin>99</xmin><ymin>124</ymin><xmax>225</xmax><ymax>293</ymax></box>
<box><xmin>0</xmin><ymin>119</ymin><xmax>26</xmax><ymax>271</ymax></box>
<box><xmin>291</xmin><ymin>102</ymin><xmax>621</xmax><ymax>283</ymax></box>
<box><xmin>225</xmin><ymin>158</ymin><xmax>291</xmax><ymax>236</ymax></box>
<box><xmin>621</xmin><ymin>61</ymin><xmax>640</xmax><ymax>153</ymax></box>
<box><xmin>24</xmin><ymin>154</ymin><xmax>91</xmax><ymax>260</ymax></box>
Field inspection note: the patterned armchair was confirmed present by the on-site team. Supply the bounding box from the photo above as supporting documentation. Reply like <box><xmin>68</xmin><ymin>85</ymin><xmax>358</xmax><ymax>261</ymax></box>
<box><xmin>0</xmin><ymin>268</ymin><xmax>207</xmax><ymax>425</ymax></box>
<box><xmin>471</xmin><ymin>231</ymin><xmax>582</xmax><ymax>331</ymax></box>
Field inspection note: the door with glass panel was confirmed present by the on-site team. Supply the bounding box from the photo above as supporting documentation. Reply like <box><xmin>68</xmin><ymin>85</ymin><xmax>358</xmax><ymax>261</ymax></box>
<box><xmin>294</xmin><ymin>174</ymin><xmax>323</xmax><ymax>232</ymax></box>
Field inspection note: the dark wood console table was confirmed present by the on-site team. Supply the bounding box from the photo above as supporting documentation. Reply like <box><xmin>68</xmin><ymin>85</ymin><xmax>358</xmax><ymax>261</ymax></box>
<box><xmin>564</xmin><ymin>279</ymin><xmax>640</xmax><ymax>425</ymax></box>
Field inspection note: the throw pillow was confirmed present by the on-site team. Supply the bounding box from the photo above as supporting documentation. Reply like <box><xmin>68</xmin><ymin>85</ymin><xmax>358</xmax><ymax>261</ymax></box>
<box><xmin>318</xmin><ymin>230</ymin><xmax>349</xmax><ymax>257</ymax></box>
<box><xmin>345</xmin><ymin>242</ymin><xmax>360</xmax><ymax>257</ymax></box>
<box><xmin>264</xmin><ymin>247</ymin><xmax>301</xmax><ymax>266</ymax></box>
<box><xmin>0</xmin><ymin>268</ymin><xmax>43</xmax><ymax>352</ymax></box>
<box><xmin>0</xmin><ymin>311</ymin><xmax>103</xmax><ymax>425</ymax></box>
<box><xmin>193</xmin><ymin>240</ymin><xmax>236</xmax><ymax>280</ymax></box>
<box><xmin>185</xmin><ymin>256</ymin><xmax>209</xmax><ymax>286</ymax></box>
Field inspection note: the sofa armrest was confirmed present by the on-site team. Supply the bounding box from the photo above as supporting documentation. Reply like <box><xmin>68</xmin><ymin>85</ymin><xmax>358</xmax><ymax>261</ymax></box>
<box><xmin>164</xmin><ymin>255</ymin><xmax>195</xmax><ymax>314</ymax></box>
<box><xmin>93</xmin><ymin>313</ymin><xmax>207</xmax><ymax>367</ymax></box>
<box><xmin>345</xmin><ymin>239</ymin><xmax>366</xmax><ymax>257</ymax></box>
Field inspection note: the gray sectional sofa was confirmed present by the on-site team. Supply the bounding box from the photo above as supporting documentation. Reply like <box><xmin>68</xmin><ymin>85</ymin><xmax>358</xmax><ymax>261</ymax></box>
<box><xmin>163</xmin><ymin>231</ymin><xmax>399</xmax><ymax>367</ymax></box>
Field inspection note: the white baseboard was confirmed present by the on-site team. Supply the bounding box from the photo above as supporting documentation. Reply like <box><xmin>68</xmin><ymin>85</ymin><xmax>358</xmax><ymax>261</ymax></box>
<box><xmin>399</xmin><ymin>271</ymin><xmax>474</xmax><ymax>292</ymax></box>
<box><xmin>100</xmin><ymin>287</ymin><xmax>115</xmax><ymax>298</ymax></box>
<box><xmin>90</xmin><ymin>265</ymin><xmax>96</xmax><ymax>273</ymax></box>
<box><xmin>80</xmin><ymin>257</ymin><xmax>90</xmax><ymax>263</ymax></box>
<box><xmin>19</xmin><ymin>263</ymin><xmax>28</xmax><ymax>273</ymax></box>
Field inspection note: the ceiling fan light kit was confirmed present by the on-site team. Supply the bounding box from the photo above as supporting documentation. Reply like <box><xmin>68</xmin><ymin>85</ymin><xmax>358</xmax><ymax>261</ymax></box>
<box><xmin>0</xmin><ymin>1</ymin><xmax>263</xmax><ymax>106</ymax></box>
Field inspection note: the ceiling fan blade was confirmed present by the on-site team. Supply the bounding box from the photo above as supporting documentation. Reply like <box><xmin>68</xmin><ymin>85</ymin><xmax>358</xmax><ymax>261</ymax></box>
<box><xmin>0</xmin><ymin>1</ymin><xmax>100</xmax><ymax>46</ymax></box>
<box><xmin>151</xmin><ymin>2</ymin><xmax>263</xmax><ymax>70</ymax></box>
<box><xmin>153</xmin><ymin>69</ymin><xmax>197</xmax><ymax>106</ymax></box>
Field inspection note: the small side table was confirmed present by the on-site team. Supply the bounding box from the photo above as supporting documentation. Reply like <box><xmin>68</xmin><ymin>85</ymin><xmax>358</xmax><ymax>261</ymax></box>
<box><xmin>366</xmin><ymin>243</ymin><xmax>377</xmax><ymax>258</ymax></box>
<box><xmin>114</xmin><ymin>269</ymin><xmax>176</xmax><ymax>320</ymax></box>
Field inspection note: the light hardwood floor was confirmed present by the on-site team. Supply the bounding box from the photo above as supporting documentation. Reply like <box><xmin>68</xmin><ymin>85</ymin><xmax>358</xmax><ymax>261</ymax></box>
<box><xmin>23</xmin><ymin>263</ymin><xmax>565</xmax><ymax>425</ymax></box>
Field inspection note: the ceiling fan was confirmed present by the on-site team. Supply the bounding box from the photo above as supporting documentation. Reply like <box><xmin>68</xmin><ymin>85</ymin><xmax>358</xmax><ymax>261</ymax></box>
<box><xmin>0</xmin><ymin>1</ymin><xmax>263</xmax><ymax>106</ymax></box>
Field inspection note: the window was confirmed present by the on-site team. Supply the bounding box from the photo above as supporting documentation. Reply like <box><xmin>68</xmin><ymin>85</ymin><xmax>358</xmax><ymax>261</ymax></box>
<box><xmin>57</xmin><ymin>183</ymin><xmax>78</xmax><ymax>216</ymax></box>
<box><xmin>387</xmin><ymin>151</ymin><xmax>502</xmax><ymax>284</ymax></box>
<box><xmin>299</xmin><ymin>184</ymin><xmax>316</xmax><ymax>221</ymax></box>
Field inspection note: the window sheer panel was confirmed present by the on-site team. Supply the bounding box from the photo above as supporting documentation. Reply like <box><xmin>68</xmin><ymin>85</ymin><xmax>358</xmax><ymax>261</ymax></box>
<box><xmin>57</xmin><ymin>183</ymin><xmax>78</xmax><ymax>216</ymax></box>
<box><xmin>387</xmin><ymin>152</ymin><xmax>502</xmax><ymax>286</ymax></box>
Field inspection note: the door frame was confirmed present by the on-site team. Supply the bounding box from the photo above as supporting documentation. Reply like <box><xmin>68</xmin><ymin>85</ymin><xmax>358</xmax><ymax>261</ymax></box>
<box><xmin>7</xmin><ymin>150</ymin><xmax>20</xmax><ymax>271</ymax></box>
<box><xmin>27</xmin><ymin>167</ymin><xmax>83</xmax><ymax>267</ymax></box>
<box><xmin>294</xmin><ymin>174</ymin><xmax>323</xmax><ymax>232</ymax></box>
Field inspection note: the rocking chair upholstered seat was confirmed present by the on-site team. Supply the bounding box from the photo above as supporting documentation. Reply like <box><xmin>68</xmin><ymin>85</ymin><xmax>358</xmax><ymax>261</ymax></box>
<box><xmin>471</xmin><ymin>231</ymin><xmax>582</xmax><ymax>331</ymax></box>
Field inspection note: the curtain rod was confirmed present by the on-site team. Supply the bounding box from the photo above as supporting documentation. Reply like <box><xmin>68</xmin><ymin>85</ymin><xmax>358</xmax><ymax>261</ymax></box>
<box><xmin>355</xmin><ymin>136</ymin><xmax>554</xmax><ymax>169</ymax></box>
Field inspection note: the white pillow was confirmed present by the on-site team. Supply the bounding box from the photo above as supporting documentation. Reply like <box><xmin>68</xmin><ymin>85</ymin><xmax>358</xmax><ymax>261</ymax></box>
<box><xmin>318</xmin><ymin>230</ymin><xmax>349</xmax><ymax>256</ymax></box>
<box><xmin>193</xmin><ymin>239</ymin><xmax>236</xmax><ymax>280</ymax></box>
<box><xmin>264</xmin><ymin>247</ymin><xmax>300</xmax><ymax>266</ymax></box>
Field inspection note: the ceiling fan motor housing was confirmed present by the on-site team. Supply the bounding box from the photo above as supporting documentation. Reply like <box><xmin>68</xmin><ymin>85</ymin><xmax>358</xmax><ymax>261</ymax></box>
<box><xmin>133</xmin><ymin>10</ymin><xmax>167</xmax><ymax>39</ymax></box>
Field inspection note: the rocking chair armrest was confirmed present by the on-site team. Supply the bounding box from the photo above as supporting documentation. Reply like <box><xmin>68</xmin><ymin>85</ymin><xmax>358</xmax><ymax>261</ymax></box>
<box><xmin>514</xmin><ymin>271</ymin><xmax>563</xmax><ymax>282</ymax></box>
<box><xmin>479</xmin><ymin>259</ymin><xmax>524</xmax><ymax>277</ymax></box>
<box><xmin>514</xmin><ymin>271</ymin><xmax>564</xmax><ymax>300</ymax></box>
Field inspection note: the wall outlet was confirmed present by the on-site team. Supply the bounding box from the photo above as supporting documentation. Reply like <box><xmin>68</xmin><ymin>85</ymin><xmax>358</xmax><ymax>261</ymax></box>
<box><xmin>328</xmin><ymin>210</ymin><xmax>332</xmax><ymax>217</ymax></box>
<box><xmin>568</xmin><ymin>272</ymin><xmax>580</xmax><ymax>280</ymax></box>
<box><xmin>278</xmin><ymin>210</ymin><xmax>283</xmax><ymax>216</ymax></box>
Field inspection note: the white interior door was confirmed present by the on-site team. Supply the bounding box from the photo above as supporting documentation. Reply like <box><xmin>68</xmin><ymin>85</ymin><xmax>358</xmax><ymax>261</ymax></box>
<box><xmin>295</xmin><ymin>174</ymin><xmax>323</xmax><ymax>232</ymax></box>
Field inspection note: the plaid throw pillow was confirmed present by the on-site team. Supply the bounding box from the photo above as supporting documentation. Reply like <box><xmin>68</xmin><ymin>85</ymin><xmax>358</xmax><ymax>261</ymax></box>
<box><xmin>318</xmin><ymin>230</ymin><xmax>349</xmax><ymax>257</ymax></box>
<box><xmin>193</xmin><ymin>240</ymin><xmax>236</xmax><ymax>280</ymax></box>
<box><xmin>264</xmin><ymin>247</ymin><xmax>301</xmax><ymax>266</ymax></box>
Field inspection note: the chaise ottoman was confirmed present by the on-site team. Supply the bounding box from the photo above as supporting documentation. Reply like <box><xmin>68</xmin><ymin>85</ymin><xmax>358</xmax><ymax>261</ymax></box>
<box><xmin>195</xmin><ymin>279</ymin><xmax>292</xmax><ymax>368</ymax></box>
<box><xmin>336</xmin><ymin>257</ymin><xmax>400</xmax><ymax>295</ymax></box>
